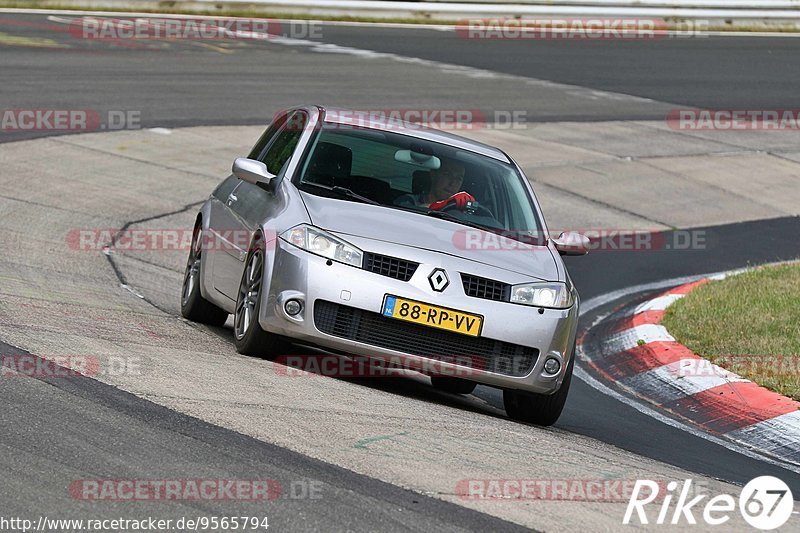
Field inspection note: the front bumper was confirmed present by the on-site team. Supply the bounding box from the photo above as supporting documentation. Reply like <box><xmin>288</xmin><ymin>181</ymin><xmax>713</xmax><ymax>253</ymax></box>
<box><xmin>260</xmin><ymin>239</ymin><xmax>578</xmax><ymax>394</ymax></box>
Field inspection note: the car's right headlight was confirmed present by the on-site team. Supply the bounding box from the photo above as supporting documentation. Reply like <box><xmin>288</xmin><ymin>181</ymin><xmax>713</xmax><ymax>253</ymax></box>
<box><xmin>280</xmin><ymin>224</ymin><xmax>363</xmax><ymax>268</ymax></box>
<box><xmin>510</xmin><ymin>282</ymin><xmax>573</xmax><ymax>309</ymax></box>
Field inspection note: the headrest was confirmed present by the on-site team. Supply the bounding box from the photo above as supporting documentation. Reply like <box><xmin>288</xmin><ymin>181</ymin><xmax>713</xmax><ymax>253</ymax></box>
<box><xmin>306</xmin><ymin>142</ymin><xmax>352</xmax><ymax>185</ymax></box>
<box><xmin>412</xmin><ymin>170</ymin><xmax>431</xmax><ymax>194</ymax></box>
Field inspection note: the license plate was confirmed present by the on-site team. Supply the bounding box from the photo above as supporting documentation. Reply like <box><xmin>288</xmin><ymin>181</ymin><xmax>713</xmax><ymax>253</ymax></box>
<box><xmin>381</xmin><ymin>295</ymin><xmax>483</xmax><ymax>337</ymax></box>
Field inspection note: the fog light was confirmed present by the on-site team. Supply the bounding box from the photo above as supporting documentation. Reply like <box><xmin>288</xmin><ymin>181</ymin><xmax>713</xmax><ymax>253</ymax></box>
<box><xmin>543</xmin><ymin>357</ymin><xmax>561</xmax><ymax>375</ymax></box>
<box><xmin>284</xmin><ymin>299</ymin><xmax>303</xmax><ymax>316</ymax></box>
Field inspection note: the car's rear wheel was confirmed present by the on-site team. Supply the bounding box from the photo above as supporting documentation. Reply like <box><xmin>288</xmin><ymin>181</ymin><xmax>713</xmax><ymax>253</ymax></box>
<box><xmin>181</xmin><ymin>224</ymin><xmax>229</xmax><ymax>326</ymax></box>
<box><xmin>233</xmin><ymin>236</ymin><xmax>282</xmax><ymax>357</ymax></box>
<box><xmin>503</xmin><ymin>347</ymin><xmax>575</xmax><ymax>427</ymax></box>
<box><xmin>430</xmin><ymin>376</ymin><xmax>476</xmax><ymax>395</ymax></box>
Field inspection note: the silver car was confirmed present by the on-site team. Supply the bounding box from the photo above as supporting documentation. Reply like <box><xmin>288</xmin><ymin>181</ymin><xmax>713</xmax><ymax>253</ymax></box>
<box><xmin>181</xmin><ymin>105</ymin><xmax>588</xmax><ymax>426</ymax></box>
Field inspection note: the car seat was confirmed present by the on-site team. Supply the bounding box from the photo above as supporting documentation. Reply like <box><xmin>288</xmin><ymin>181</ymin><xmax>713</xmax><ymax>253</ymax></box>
<box><xmin>305</xmin><ymin>142</ymin><xmax>352</xmax><ymax>187</ymax></box>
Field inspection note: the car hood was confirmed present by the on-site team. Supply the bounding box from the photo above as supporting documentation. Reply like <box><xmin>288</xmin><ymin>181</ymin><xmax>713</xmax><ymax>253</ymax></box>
<box><xmin>299</xmin><ymin>192</ymin><xmax>558</xmax><ymax>281</ymax></box>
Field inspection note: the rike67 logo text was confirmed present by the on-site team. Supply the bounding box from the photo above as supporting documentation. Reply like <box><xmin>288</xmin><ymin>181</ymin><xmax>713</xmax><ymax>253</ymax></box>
<box><xmin>624</xmin><ymin>477</ymin><xmax>793</xmax><ymax>530</ymax></box>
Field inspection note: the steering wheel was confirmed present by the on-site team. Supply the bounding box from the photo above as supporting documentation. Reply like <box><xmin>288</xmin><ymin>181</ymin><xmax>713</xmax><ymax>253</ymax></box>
<box><xmin>440</xmin><ymin>199</ymin><xmax>495</xmax><ymax>219</ymax></box>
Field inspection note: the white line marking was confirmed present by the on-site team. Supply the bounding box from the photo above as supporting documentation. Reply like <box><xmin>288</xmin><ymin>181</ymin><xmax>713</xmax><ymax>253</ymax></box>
<box><xmin>574</xmin><ymin>362</ymin><xmax>800</xmax><ymax>475</ymax></box>
<box><xmin>625</xmin><ymin>363</ymin><xmax>749</xmax><ymax>400</ymax></box>
<box><xmin>604</xmin><ymin>323</ymin><xmax>675</xmax><ymax>351</ymax></box>
<box><xmin>580</xmin><ymin>273</ymin><xmax>712</xmax><ymax>317</ymax></box>
<box><xmin>577</xmin><ymin>265</ymin><xmax>800</xmax><ymax>474</ymax></box>
<box><xmin>725</xmin><ymin>411</ymin><xmax>800</xmax><ymax>462</ymax></box>
<box><xmin>633</xmin><ymin>293</ymin><xmax>683</xmax><ymax>313</ymax></box>
<box><xmin>667</xmin><ymin>357</ymin><xmax>746</xmax><ymax>382</ymax></box>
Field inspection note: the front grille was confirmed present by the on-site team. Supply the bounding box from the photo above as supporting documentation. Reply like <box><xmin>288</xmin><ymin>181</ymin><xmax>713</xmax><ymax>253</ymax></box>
<box><xmin>461</xmin><ymin>273</ymin><xmax>510</xmax><ymax>302</ymax></box>
<box><xmin>363</xmin><ymin>252</ymin><xmax>419</xmax><ymax>282</ymax></box>
<box><xmin>313</xmin><ymin>300</ymin><xmax>538</xmax><ymax>377</ymax></box>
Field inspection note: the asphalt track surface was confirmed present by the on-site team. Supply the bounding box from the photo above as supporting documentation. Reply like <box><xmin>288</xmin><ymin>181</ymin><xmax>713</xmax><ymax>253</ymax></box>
<box><xmin>310</xmin><ymin>25</ymin><xmax>800</xmax><ymax>112</ymax></box>
<box><xmin>2</xmin><ymin>11</ymin><xmax>800</xmax><ymax>530</ymax></box>
<box><xmin>0</xmin><ymin>340</ymin><xmax>527</xmax><ymax>532</ymax></box>
<box><xmin>3</xmin><ymin>12</ymin><xmax>800</xmax><ymax>143</ymax></box>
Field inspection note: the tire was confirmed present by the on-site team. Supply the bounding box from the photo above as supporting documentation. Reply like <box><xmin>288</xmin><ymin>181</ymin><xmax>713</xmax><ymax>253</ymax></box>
<box><xmin>233</xmin><ymin>234</ymin><xmax>283</xmax><ymax>358</ymax></box>
<box><xmin>181</xmin><ymin>223</ymin><xmax>229</xmax><ymax>327</ymax></box>
<box><xmin>503</xmin><ymin>347</ymin><xmax>575</xmax><ymax>427</ymax></box>
<box><xmin>430</xmin><ymin>376</ymin><xmax>477</xmax><ymax>395</ymax></box>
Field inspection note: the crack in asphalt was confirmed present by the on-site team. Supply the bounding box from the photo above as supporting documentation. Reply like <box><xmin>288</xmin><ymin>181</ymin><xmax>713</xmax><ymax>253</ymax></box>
<box><xmin>102</xmin><ymin>199</ymin><xmax>205</xmax><ymax>314</ymax></box>
<box><xmin>112</xmin><ymin>251</ymin><xmax>184</xmax><ymax>274</ymax></box>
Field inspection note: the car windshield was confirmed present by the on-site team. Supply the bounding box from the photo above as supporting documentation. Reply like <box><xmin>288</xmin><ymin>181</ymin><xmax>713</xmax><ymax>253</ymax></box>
<box><xmin>295</xmin><ymin>125</ymin><xmax>544</xmax><ymax>244</ymax></box>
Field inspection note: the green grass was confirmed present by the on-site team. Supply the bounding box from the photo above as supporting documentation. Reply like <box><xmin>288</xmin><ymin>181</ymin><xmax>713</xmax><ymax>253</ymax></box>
<box><xmin>662</xmin><ymin>263</ymin><xmax>800</xmax><ymax>400</ymax></box>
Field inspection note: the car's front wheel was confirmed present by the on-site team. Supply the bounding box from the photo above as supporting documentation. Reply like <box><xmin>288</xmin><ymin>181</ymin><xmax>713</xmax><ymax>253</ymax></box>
<box><xmin>233</xmin><ymin>235</ymin><xmax>282</xmax><ymax>357</ymax></box>
<box><xmin>503</xmin><ymin>348</ymin><xmax>575</xmax><ymax>427</ymax></box>
<box><xmin>430</xmin><ymin>376</ymin><xmax>477</xmax><ymax>395</ymax></box>
<box><xmin>181</xmin><ymin>224</ymin><xmax>229</xmax><ymax>326</ymax></box>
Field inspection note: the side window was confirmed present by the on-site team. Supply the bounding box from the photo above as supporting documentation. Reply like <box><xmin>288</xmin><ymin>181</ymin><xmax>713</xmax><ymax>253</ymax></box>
<box><xmin>262</xmin><ymin>111</ymin><xmax>307</xmax><ymax>175</ymax></box>
<box><xmin>247</xmin><ymin>112</ymin><xmax>288</xmax><ymax>160</ymax></box>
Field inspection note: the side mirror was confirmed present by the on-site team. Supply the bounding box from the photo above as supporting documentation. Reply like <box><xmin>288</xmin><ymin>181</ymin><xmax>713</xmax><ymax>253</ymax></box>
<box><xmin>552</xmin><ymin>231</ymin><xmax>590</xmax><ymax>256</ymax></box>
<box><xmin>232</xmin><ymin>157</ymin><xmax>275</xmax><ymax>188</ymax></box>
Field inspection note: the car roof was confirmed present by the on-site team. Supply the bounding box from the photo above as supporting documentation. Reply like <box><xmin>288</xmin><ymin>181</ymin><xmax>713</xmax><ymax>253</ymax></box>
<box><xmin>316</xmin><ymin>105</ymin><xmax>511</xmax><ymax>164</ymax></box>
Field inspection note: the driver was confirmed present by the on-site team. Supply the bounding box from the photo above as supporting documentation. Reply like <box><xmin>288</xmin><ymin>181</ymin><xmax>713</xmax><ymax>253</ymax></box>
<box><xmin>396</xmin><ymin>159</ymin><xmax>475</xmax><ymax>210</ymax></box>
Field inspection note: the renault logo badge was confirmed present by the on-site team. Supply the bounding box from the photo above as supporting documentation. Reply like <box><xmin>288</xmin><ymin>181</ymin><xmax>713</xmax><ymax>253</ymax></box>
<box><xmin>428</xmin><ymin>268</ymin><xmax>449</xmax><ymax>292</ymax></box>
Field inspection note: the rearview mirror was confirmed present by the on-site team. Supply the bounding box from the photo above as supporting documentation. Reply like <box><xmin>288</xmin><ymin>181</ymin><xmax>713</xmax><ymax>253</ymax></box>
<box><xmin>552</xmin><ymin>231</ymin><xmax>590</xmax><ymax>256</ymax></box>
<box><xmin>232</xmin><ymin>157</ymin><xmax>275</xmax><ymax>188</ymax></box>
<box><xmin>394</xmin><ymin>149</ymin><xmax>441</xmax><ymax>169</ymax></box>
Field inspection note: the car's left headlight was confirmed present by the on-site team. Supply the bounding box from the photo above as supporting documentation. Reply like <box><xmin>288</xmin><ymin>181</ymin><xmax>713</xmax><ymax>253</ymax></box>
<box><xmin>280</xmin><ymin>224</ymin><xmax>363</xmax><ymax>268</ymax></box>
<box><xmin>510</xmin><ymin>282</ymin><xmax>573</xmax><ymax>309</ymax></box>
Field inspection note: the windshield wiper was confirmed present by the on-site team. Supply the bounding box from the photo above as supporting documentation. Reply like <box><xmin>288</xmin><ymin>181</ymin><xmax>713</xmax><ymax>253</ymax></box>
<box><xmin>331</xmin><ymin>186</ymin><xmax>381</xmax><ymax>206</ymax></box>
<box><xmin>424</xmin><ymin>209</ymin><xmax>494</xmax><ymax>233</ymax></box>
<box><xmin>300</xmin><ymin>182</ymin><xmax>381</xmax><ymax>206</ymax></box>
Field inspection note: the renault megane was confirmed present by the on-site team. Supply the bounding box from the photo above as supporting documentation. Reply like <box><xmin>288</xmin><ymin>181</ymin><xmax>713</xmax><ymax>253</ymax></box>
<box><xmin>181</xmin><ymin>105</ymin><xmax>589</xmax><ymax>426</ymax></box>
